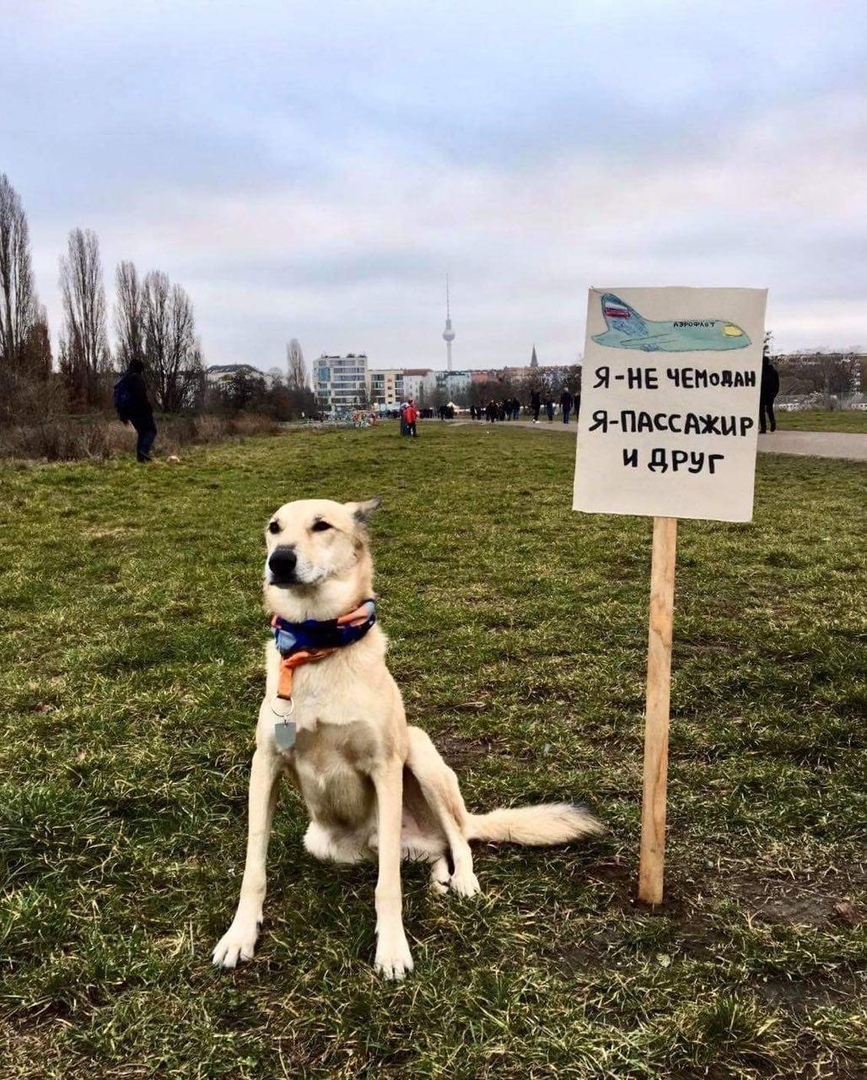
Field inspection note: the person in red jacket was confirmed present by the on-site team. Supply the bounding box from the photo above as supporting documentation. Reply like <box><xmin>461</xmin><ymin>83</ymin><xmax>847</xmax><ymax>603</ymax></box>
<box><xmin>405</xmin><ymin>399</ymin><xmax>418</xmax><ymax>437</ymax></box>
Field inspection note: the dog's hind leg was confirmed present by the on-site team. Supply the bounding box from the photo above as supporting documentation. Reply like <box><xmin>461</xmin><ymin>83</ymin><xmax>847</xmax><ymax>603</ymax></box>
<box><xmin>407</xmin><ymin>727</ymin><xmax>480</xmax><ymax>897</ymax></box>
<box><xmin>212</xmin><ymin>745</ymin><xmax>283</xmax><ymax>968</ymax></box>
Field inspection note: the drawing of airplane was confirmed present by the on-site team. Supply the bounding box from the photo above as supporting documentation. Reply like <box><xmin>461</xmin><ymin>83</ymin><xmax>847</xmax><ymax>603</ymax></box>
<box><xmin>592</xmin><ymin>293</ymin><xmax>751</xmax><ymax>352</ymax></box>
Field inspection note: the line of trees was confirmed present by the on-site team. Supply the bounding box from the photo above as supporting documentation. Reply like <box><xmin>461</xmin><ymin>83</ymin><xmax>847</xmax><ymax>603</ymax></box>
<box><xmin>0</xmin><ymin>173</ymin><xmax>208</xmax><ymax>420</ymax></box>
<box><xmin>114</xmin><ymin>261</ymin><xmax>204</xmax><ymax>412</ymax></box>
<box><xmin>465</xmin><ymin>364</ymin><xmax>583</xmax><ymax>411</ymax></box>
<box><xmin>774</xmin><ymin>351</ymin><xmax>863</xmax><ymax>403</ymax></box>
<box><xmin>209</xmin><ymin>369</ymin><xmax>315</xmax><ymax>420</ymax></box>
<box><xmin>1</xmin><ymin>172</ymin><xmax>315</xmax><ymax>430</ymax></box>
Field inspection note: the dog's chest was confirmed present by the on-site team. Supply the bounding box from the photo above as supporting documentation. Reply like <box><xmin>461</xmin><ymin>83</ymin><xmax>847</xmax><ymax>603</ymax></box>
<box><xmin>290</xmin><ymin>721</ymin><xmax>379</xmax><ymax>823</ymax></box>
<box><xmin>291</xmin><ymin>718</ymin><xmax>379</xmax><ymax>772</ymax></box>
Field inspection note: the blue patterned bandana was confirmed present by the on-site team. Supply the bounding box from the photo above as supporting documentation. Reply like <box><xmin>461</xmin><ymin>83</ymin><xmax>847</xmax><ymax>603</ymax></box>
<box><xmin>271</xmin><ymin>599</ymin><xmax>377</xmax><ymax>657</ymax></box>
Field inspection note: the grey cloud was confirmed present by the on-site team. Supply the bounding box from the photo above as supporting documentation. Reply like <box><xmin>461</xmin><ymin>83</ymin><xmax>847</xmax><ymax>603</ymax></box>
<box><xmin>3</xmin><ymin>0</ymin><xmax>866</xmax><ymax>368</ymax></box>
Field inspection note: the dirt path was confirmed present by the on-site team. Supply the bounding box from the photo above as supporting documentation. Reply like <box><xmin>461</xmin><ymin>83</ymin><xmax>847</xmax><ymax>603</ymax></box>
<box><xmin>452</xmin><ymin>420</ymin><xmax>867</xmax><ymax>462</ymax></box>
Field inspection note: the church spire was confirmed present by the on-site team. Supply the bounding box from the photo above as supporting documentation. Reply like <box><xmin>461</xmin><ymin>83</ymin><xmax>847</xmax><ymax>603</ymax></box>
<box><xmin>530</xmin><ymin>344</ymin><xmax>538</xmax><ymax>368</ymax></box>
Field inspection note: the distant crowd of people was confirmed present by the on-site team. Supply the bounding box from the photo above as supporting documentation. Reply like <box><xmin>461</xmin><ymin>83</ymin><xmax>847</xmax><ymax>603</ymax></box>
<box><xmin>395</xmin><ymin>389</ymin><xmax>583</xmax><ymax>433</ymax></box>
<box><xmin>468</xmin><ymin>387</ymin><xmax>581</xmax><ymax>424</ymax></box>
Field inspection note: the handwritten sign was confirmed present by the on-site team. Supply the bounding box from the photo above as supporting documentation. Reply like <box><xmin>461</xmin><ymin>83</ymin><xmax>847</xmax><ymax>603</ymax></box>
<box><xmin>573</xmin><ymin>287</ymin><xmax>768</xmax><ymax>522</ymax></box>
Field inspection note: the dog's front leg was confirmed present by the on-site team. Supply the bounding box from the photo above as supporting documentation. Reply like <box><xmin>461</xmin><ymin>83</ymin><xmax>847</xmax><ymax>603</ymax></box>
<box><xmin>371</xmin><ymin>757</ymin><xmax>414</xmax><ymax>980</ymax></box>
<box><xmin>212</xmin><ymin>745</ymin><xmax>282</xmax><ymax>968</ymax></box>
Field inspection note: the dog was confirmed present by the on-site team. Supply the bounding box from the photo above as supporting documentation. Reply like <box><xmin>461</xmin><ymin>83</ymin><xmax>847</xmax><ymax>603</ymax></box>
<box><xmin>212</xmin><ymin>497</ymin><xmax>603</xmax><ymax>979</ymax></box>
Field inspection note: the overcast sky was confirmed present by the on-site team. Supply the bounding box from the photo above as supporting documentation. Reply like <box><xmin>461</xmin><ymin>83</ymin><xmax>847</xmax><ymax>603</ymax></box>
<box><xmin>4</xmin><ymin>0</ymin><xmax>866</xmax><ymax>372</ymax></box>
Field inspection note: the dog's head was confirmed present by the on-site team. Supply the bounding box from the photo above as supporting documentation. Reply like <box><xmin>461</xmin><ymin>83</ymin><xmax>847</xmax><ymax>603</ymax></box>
<box><xmin>263</xmin><ymin>497</ymin><xmax>381</xmax><ymax>619</ymax></box>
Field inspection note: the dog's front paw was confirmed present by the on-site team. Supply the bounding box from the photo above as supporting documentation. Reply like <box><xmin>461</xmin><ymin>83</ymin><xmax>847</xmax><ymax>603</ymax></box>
<box><xmin>374</xmin><ymin>928</ymin><xmax>414</xmax><ymax>981</ymax></box>
<box><xmin>212</xmin><ymin>919</ymin><xmax>260</xmax><ymax>969</ymax></box>
<box><xmin>450</xmin><ymin>867</ymin><xmax>481</xmax><ymax>897</ymax></box>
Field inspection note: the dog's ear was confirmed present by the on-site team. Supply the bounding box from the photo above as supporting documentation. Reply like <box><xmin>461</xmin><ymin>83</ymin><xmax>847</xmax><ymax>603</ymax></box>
<box><xmin>348</xmin><ymin>497</ymin><xmax>382</xmax><ymax>525</ymax></box>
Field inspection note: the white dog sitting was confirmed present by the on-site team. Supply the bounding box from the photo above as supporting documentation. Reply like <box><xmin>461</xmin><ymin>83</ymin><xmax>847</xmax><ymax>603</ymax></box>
<box><xmin>212</xmin><ymin>498</ymin><xmax>603</xmax><ymax>979</ymax></box>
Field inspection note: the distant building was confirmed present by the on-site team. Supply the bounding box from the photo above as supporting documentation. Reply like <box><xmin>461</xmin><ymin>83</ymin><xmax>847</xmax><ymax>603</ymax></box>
<box><xmin>310</xmin><ymin>356</ymin><xmax>583</xmax><ymax>412</ymax></box>
<box><xmin>435</xmin><ymin>370</ymin><xmax>471</xmax><ymax>399</ymax></box>
<box><xmin>313</xmin><ymin>353</ymin><xmax>369</xmax><ymax>412</ymax></box>
<box><xmin>368</xmin><ymin>369</ymin><xmax>405</xmax><ymax>409</ymax></box>
<box><xmin>402</xmin><ymin>368</ymin><xmax>436</xmax><ymax>402</ymax></box>
<box><xmin>207</xmin><ymin>363</ymin><xmax>269</xmax><ymax>386</ymax></box>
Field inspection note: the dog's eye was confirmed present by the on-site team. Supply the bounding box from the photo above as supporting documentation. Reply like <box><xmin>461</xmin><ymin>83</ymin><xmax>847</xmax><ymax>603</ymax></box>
<box><xmin>311</xmin><ymin>520</ymin><xmax>333</xmax><ymax>532</ymax></box>
<box><xmin>268</xmin><ymin>520</ymin><xmax>281</xmax><ymax>535</ymax></box>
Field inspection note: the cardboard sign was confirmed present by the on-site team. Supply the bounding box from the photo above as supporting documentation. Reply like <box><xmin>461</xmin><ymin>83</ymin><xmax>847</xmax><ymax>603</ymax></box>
<box><xmin>573</xmin><ymin>287</ymin><xmax>768</xmax><ymax>522</ymax></box>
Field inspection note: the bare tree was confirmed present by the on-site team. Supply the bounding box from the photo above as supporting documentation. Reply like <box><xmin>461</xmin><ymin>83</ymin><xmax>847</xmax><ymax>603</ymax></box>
<box><xmin>286</xmin><ymin>338</ymin><xmax>308</xmax><ymax>390</ymax></box>
<box><xmin>0</xmin><ymin>174</ymin><xmax>39</xmax><ymax>372</ymax></box>
<box><xmin>142</xmin><ymin>270</ymin><xmax>205</xmax><ymax>412</ymax></box>
<box><xmin>284</xmin><ymin>338</ymin><xmax>316</xmax><ymax>417</ymax></box>
<box><xmin>59</xmin><ymin>228</ymin><xmax>110</xmax><ymax>408</ymax></box>
<box><xmin>114</xmin><ymin>260</ymin><xmax>145</xmax><ymax>371</ymax></box>
<box><xmin>25</xmin><ymin>306</ymin><xmax>52</xmax><ymax>378</ymax></box>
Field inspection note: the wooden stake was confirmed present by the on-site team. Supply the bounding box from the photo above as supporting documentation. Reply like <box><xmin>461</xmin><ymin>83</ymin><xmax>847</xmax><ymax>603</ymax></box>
<box><xmin>638</xmin><ymin>516</ymin><xmax>678</xmax><ymax>905</ymax></box>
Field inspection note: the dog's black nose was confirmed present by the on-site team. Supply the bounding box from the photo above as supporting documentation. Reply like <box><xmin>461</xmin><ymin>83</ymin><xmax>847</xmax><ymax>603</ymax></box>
<box><xmin>268</xmin><ymin>545</ymin><xmax>298</xmax><ymax>583</ymax></box>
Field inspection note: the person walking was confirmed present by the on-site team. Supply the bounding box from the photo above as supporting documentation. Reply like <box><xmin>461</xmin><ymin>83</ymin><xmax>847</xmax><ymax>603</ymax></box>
<box><xmin>759</xmin><ymin>349</ymin><xmax>779</xmax><ymax>433</ymax></box>
<box><xmin>115</xmin><ymin>358</ymin><xmax>157</xmax><ymax>462</ymax></box>
<box><xmin>530</xmin><ymin>388</ymin><xmax>541</xmax><ymax>423</ymax></box>
<box><xmin>545</xmin><ymin>397</ymin><xmax>554</xmax><ymax>422</ymax></box>
<box><xmin>560</xmin><ymin>387</ymin><xmax>573</xmax><ymax>424</ymax></box>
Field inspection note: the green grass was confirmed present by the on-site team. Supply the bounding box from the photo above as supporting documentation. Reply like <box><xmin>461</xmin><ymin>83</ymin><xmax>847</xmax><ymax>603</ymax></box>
<box><xmin>1</xmin><ymin>423</ymin><xmax>865</xmax><ymax>1079</ymax></box>
<box><xmin>775</xmin><ymin>410</ymin><xmax>867</xmax><ymax>433</ymax></box>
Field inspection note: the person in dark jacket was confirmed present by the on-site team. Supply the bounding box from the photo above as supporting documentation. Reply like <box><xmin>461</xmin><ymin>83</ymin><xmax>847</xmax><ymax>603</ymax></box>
<box><xmin>759</xmin><ymin>349</ymin><xmax>780</xmax><ymax>433</ymax></box>
<box><xmin>530</xmin><ymin>388</ymin><xmax>541</xmax><ymax>423</ymax></box>
<box><xmin>118</xmin><ymin>358</ymin><xmax>158</xmax><ymax>461</ymax></box>
<box><xmin>560</xmin><ymin>387</ymin><xmax>573</xmax><ymax>424</ymax></box>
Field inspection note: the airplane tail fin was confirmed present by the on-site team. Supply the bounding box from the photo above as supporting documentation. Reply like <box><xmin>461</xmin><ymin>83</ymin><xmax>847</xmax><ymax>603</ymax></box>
<box><xmin>599</xmin><ymin>292</ymin><xmax>648</xmax><ymax>337</ymax></box>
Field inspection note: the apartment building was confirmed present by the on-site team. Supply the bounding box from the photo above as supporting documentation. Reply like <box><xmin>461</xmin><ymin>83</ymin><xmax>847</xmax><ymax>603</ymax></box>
<box><xmin>401</xmin><ymin>368</ymin><xmax>436</xmax><ymax>402</ymax></box>
<box><xmin>313</xmin><ymin>353</ymin><xmax>369</xmax><ymax>412</ymax></box>
<box><xmin>368</xmin><ymin>369</ymin><xmax>405</xmax><ymax>409</ymax></box>
<box><xmin>435</xmin><ymin>370</ymin><xmax>472</xmax><ymax>399</ymax></box>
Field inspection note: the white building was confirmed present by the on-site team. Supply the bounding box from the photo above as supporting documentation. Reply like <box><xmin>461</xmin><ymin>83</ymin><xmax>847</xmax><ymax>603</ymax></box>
<box><xmin>207</xmin><ymin>363</ymin><xmax>271</xmax><ymax>386</ymax></box>
<box><xmin>401</xmin><ymin>368</ymin><xmax>436</xmax><ymax>403</ymax></box>
<box><xmin>313</xmin><ymin>353</ymin><xmax>369</xmax><ymax>413</ymax></box>
<box><xmin>435</xmin><ymin>370</ymin><xmax>472</xmax><ymax>400</ymax></box>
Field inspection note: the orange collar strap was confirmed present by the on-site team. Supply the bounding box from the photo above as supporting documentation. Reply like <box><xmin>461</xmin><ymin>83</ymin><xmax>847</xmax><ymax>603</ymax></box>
<box><xmin>271</xmin><ymin>600</ymin><xmax>377</xmax><ymax>702</ymax></box>
<box><xmin>277</xmin><ymin>647</ymin><xmax>336</xmax><ymax>701</ymax></box>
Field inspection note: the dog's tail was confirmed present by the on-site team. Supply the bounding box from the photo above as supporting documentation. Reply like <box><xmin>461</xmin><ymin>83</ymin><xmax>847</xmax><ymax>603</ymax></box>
<box><xmin>465</xmin><ymin>803</ymin><xmax>604</xmax><ymax>846</ymax></box>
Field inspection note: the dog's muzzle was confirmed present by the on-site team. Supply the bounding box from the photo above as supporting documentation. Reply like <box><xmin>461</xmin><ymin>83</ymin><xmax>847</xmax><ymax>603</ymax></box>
<box><xmin>267</xmin><ymin>545</ymin><xmax>298</xmax><ymax>585</ymax></box>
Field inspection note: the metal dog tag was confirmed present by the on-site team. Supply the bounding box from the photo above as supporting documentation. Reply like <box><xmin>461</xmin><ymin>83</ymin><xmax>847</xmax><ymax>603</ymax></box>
<box><xmin>274</xmin><ymin>720</ymin><xmax>296</xmax><ymax>751</ymax></box>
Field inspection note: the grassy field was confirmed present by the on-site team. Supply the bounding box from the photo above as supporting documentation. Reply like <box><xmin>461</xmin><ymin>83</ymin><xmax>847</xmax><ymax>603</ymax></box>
<box><xmin>774</xmin><ymin>410</ymin><xmax>867</xmax><ymax>434</ymax></box>
<box><xmin>1</xmin><ymin>423</ymin><xmax>864</xmax><ymax>1079</ymax></box>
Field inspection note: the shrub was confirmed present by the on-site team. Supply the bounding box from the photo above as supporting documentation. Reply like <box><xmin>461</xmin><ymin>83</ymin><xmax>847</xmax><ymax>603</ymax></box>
<box><xmin>0</xmin><ymin>411</ymin><xmax>282</xmax><ymax>462</ymax></box>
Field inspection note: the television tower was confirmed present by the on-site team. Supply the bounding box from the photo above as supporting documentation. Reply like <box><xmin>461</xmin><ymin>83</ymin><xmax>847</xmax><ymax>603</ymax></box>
<box><xmin>442</xmin><ymin>275</ymin><xmax>455</xmax><ymax>372</ymax></box>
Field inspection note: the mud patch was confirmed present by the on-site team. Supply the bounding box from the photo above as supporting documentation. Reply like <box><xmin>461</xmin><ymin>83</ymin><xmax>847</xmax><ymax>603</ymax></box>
<box><xmin>722</xmin><ymin>870</ymin><xmax>864</xmax><ymax>929</ymax></box>
<box><xmin>434</xmin><ymin>733</ymin><xmax>516</xmax><ymax>769</ymax></box>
